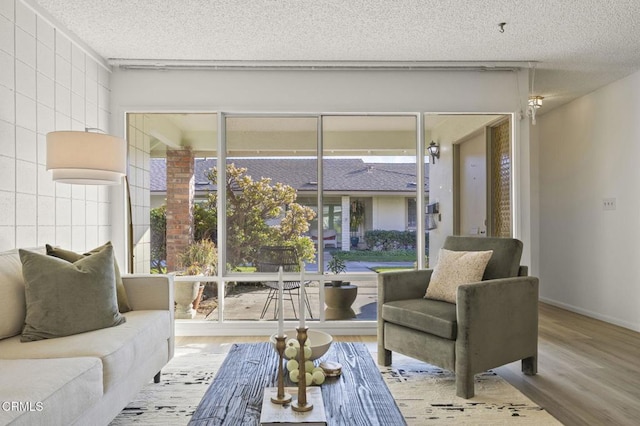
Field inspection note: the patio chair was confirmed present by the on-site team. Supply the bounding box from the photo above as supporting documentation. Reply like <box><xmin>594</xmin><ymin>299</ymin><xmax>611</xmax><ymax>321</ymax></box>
<box><xmin>257</xmin><ymin>246</ymin><xmax>314</xmax><ymax>320</ymax></box>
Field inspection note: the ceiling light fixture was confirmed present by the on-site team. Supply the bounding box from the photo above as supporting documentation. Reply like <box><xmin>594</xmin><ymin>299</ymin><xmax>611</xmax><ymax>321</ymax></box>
<box><xmin>526</xmin><ymin>62</ymin><xmax>544</xmax><ymax>125</ymax></box>
<box><xmin>527</xmin><ymin>95</ymin><xmax>544</xmax><ymax>125</ymax></box>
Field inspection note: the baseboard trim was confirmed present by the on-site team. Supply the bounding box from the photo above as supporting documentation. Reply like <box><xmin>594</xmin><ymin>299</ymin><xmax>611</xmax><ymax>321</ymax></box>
<box><xmin>540</xmin><ymin>297</ymin><xmax>640</xmax><ymax>332</ymax></box>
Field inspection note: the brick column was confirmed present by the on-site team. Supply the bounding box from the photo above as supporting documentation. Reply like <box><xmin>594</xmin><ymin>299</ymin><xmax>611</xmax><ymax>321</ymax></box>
<box><xmin>166</xmin><ymin>148</ymin><xmax>194</xmax><ymax>272</ymax></box>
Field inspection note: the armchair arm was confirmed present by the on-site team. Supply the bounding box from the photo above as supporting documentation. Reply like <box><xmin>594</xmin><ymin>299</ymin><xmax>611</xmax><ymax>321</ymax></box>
<box><xmin>122</xmin><ymin>274</ymin><xmax>174</xmax><ymax>313</ymax></box>
<box><xmin>377</xmin><ymin>269</ymin><xmax>433</xmax><ymax>305</ymax></box>
<box><xmin>377</xmin><ymin>269</ymin><xmax>433</xmax><ymax>366</ymax></box>
<box><xmin>456</xmin><ymin>276</ymin><xmax>538</xmax><ymax>375</ymax></box>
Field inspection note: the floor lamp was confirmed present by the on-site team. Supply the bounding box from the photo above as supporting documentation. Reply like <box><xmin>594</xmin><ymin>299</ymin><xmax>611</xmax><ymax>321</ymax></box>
<box><xmin>46</xmin><ymin>129</ymin><xmax>135</xmax><ymax>273</ymax></box>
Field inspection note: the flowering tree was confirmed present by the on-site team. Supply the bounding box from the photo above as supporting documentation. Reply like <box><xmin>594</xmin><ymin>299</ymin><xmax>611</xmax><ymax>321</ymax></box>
<box><xmin>198</xmin><ymin>164</ymin><xmax>316</xmax><ymax>269</ymax></box>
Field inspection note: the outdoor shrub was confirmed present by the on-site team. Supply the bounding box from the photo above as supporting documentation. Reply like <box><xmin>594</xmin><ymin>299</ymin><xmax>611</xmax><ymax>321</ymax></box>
<box><xmin>150</xmin><ymin>205</ymin><xmax>167</xmax><ymax>273</ymax></box>
<box><xmin>202</xmin><ymin>164</ymin><xmax>316</xmax><ymax>268</ymax></box>
<box><xmin>364</xmin><ymin>230</ymin><xmax>428</xmax><ymax>251</ymax></box>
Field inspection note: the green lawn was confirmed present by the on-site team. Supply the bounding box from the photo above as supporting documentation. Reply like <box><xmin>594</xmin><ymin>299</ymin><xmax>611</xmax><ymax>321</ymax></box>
<box><xmin>369</xmin><ymin>266</ymin><xmax>415</xmax><ymax>273</ymax></box>
<box><xmin>330</xmin><ymin>249</ymin><xmax>418</xmax><ymax>262</ymax></box>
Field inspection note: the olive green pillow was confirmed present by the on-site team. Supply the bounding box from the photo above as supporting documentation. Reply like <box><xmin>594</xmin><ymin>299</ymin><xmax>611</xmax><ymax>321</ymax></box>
<box><xmin>46</xmin><ymin>242</ymin><xmax>132</xmax><ymax>313</ymax></box>
<box><xmin>19</xmin><ymin>245</ymin><xmax>126</xmax><ymax>342</ymax></box>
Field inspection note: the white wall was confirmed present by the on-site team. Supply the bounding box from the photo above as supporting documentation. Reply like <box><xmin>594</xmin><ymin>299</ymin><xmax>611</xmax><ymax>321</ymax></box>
<box><xmin>110</xmin><ymin>67</ymin><xmax>536</xmax><ymax>270</ymax></box>
<box><xmin>0</xmin><ymin>0</ymin><xmax>113</xmax><ymax>252</ymax></box>
<box><xmin>459</xmin><ymin>131</ymin><xmax>487</xmax><ymax>235</ymax></box>
<box><xmin>537</xmin><ymin>69</ymin><xmax>640</xmax><ymax>331</ymax></box>
<box><xmin>372</xmin><ymin>196</ymin><xmax>407</xmax><ymax>231</ymax></box>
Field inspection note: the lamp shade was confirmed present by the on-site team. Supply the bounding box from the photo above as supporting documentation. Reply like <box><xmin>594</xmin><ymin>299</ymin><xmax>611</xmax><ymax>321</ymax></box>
<box><xmin>46</xmin><ymin>131</ymin><xmax>127</xmax><ymax>185</ymax></box>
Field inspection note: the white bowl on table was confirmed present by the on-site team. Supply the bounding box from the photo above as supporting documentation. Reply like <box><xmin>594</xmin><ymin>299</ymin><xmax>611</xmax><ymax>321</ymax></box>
<box><xmin>269</xmin><ymin>329</ymin><xmax>333</xmax><ymax>360</ymax></box>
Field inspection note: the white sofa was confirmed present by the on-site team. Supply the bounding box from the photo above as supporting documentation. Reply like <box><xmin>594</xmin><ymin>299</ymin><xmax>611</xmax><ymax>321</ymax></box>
<box><xmin>0</xmin><ymin>248</ymin><xmax>175</xmax><ymax>426</ymax></box>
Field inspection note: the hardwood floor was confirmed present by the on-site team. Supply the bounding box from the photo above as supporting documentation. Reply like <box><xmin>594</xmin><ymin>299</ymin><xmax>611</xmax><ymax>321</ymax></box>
<box><xmin>495</xmin><ymin>303</ymin><xmax>640</xmax><ymax>426</ymax></box>
<box><xmin>176</xmin><ymin>303</ymin><xmax>640</xmax><ymax>425</ymax></box>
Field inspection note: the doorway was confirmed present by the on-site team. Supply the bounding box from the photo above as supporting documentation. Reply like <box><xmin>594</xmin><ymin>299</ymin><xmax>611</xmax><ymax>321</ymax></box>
<box><xmin>452</xmin><ymin>116</ymin><xmax>512</xmax><ymax>237</ymax></box>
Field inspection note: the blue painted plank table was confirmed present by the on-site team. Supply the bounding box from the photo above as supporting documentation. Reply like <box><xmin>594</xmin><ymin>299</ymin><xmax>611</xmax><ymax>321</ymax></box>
<box><xmin>189</xmin><ymin>341</ymin><xmax>406</xmax><ymax>425</ymax></box>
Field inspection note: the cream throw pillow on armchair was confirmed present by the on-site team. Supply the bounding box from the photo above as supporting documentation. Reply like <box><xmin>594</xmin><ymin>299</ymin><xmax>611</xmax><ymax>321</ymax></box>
<box><xmin>425</xmin><ymin>248</ymin><xmax>494</xmax><ymax>303</ymax></box>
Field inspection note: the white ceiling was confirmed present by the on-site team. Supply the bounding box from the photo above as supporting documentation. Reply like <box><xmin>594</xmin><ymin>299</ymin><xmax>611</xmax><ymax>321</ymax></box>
<box><xmin>32</xmin><ymin>0</ymin><xmax>640</xmax><ymax>113</ymax></box>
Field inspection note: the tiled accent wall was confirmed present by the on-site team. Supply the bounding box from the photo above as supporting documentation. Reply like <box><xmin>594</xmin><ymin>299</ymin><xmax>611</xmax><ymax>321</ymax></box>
<box><xmin>127</xmin><ymin>114</ymin><xmax>151</xmax><ymax>273</ymax></box>
<box><xmin>0</xmin><ymin>0</ymin><xmax>113</xmax><ymax>252</ymax></box>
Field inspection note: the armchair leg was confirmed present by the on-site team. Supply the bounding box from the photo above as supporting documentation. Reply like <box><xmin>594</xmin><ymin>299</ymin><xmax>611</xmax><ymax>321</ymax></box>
<box><xmin>378</xmin><ymin>348</ymin><xmax>392</xmax><ymax>366</ymax></box>
<box><xmin>154</xmin><ymin>371</ymin><xmax>161</xmax><ymax>383</ymax></box>
<box><xmin>522</xmin><ymin>355</ymin><xmax>537</xmax><ymax>375</ymax></box>
<box><xmin>456</xmin><ymin>373</ymin><xmax>475</xmax><ymax>399</ymax></box>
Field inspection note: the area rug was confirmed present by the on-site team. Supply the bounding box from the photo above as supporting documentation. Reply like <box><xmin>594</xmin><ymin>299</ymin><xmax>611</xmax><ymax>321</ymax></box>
<box><xmin>110</xmin><ymin>345</ymin><xmax>560</xmax><ymax>425</ymax></box>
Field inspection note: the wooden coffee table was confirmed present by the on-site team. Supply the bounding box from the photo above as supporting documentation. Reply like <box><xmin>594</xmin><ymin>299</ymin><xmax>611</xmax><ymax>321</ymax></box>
<box><xmin>189</xmin><ymin>341</ymin><xmax>406</xmax><ymax>425</ymax></box>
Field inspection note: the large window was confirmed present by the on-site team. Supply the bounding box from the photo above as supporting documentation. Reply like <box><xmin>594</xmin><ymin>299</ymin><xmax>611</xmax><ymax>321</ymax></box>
<box><xmin>140</xmin><ymin>112</ymin><xmax>514</xmax><ymax>330</ymax></box>
<box><xmin>223</xmin><ymin>116</ymin><xmax>319</xmax><ymax>321</ymax></box>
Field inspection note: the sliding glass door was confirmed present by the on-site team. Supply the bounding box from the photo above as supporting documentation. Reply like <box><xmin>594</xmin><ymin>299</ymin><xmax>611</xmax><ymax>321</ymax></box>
<box><xmin>222</xmin><ymin>115</ymin><xmax>319</xmax><ymax>321</ymax></box>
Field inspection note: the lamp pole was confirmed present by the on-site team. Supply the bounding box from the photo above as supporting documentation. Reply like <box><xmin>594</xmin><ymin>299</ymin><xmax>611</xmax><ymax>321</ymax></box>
<box><xmin>125</xmin><ymin>175</ymin><xmax>134</xmax><ymax>274</ymax></box>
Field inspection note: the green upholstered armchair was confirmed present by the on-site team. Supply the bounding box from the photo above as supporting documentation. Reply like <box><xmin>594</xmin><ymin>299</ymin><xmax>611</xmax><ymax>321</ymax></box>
<box><xmin>377</xmin><ymin>236</ymin><xmax>538</xmax><ymax>398</ymax></box>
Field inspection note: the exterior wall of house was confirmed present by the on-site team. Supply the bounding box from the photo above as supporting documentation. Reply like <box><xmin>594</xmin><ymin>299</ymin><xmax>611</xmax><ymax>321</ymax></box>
<box><xmin>109</xmin><ymin>65</ymin><xmax>535</xmax><ymax>272</ymax></box>
<box><xmin>151</xmin><ymin>193</ymin><xmax>165</xmax><ymax>209</ymax></box>
<box><xmin>537</xmin><ymin>68</ymin><xmax>640</xmax><ymax>332</ymax></box>
<box><xmin>0</xmin><ymin>0</ymin><xmax>113</xmax><ymax>252</ymax></box>
<box><xmin>371</xmin><ymin>196</ymin><xmax>407</xmax><ymax>231</ymax></box>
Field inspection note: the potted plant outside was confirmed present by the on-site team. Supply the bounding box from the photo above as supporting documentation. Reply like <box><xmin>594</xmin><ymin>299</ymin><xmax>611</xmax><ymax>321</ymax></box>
<box><xmin>175</xmin><ymin>239</ymin><xmax>217</xmax><ymax>319</ymax></box>
<box><xmin>326</xmin><ymin>253</ymin><xmax>347</xmax><ymax>287</ymax></box>
<box><xmin>324</xmin><ymin>252</ymin><xmax>358</xmax><ymax>319</ymax></box>
<box><xmin>350</xmin><ymin>200</ymin><xmax>365</xmax><ymax>248</ymax></box>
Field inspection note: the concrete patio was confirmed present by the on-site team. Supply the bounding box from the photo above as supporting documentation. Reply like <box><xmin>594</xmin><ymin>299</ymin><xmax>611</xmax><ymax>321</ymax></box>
<box><xmin>195</xmin><ymin>279</ymin><xmax>378</xmax><ymax>321</ymax></box>
<box><xmin>193</xmin><ymin>257</ymin><xmax>414</xmax><ymax>322</ymax></box>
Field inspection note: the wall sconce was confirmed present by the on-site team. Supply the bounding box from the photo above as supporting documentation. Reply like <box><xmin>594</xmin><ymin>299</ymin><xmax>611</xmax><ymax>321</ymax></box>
<box><xmin>427</xmin><ymin>141</ymin><xmax>440</xmax><ymax>163</ymax></box>
<box><xmin>527</xmin><ymin>95</ymin><xmax>544</xmax><ymax>125</ymax></box>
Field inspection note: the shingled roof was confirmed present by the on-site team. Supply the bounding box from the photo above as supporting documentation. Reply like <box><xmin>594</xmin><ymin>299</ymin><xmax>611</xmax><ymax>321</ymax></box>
<box><xmin>151</xmin><ymin>158</ymin><xmax>428</xmax><ymax>194</ymax></box>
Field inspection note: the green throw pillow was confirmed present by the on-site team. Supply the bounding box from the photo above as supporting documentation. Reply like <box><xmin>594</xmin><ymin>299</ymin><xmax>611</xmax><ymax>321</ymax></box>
<box><xmin>19</xmin><ymin>245</ymin><xmax>126</xmax><ymax>342</ymax></box>
<box><xmin>46</xmin><ymin>242</ymin><xmax>132</xmax><ymax>313</ymax></box>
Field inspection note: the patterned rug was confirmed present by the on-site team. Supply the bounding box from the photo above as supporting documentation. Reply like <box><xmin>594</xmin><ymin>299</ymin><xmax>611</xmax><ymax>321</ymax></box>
<box><xmin>110</xmin><ymin>344</ymin><xmax>560</xmax><ymax>425</ymax></box>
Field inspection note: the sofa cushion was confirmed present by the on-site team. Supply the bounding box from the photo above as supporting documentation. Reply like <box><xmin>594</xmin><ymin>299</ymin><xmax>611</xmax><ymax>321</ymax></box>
<box><xmin>0</xmin><ymin>357</ymin><xmax>103</xmax><ymax>426</ymax></box>
<box><xmin>0</xmin><ymin>249</ymin><xmax>27</xmax><ymax>339</ymax></box>
<box><xmin>19</xmin><ymin>246</ymin><xmax>126</xmax><ymax>342</ymax></box>
<box><xmin>0</xmin><ymin>310</ymin><xmax>171</xmax><ymax>392</ymax></box>
<box><xmin>46</xmin><ymin>242</ymin><xmax>132</xmax><ymax>313</ymax></box>
<box><xmin>382</xmin><ymin>298</ymin><xmax>457</xmax><ymax>340</ymax></box>
<box><xmin>442</xmin><ymin>236</ymin><xmax>523</xmax><ymax>280</ymax></box>
<box><xmin>425</xmin><ymin>248</ymin><xmax>493</xmax><ymax>303</ymax></box>
<box><xmin>0</xmin><ymin>248</ymin><xmax>45</xmax><ymax>339</ymax></box>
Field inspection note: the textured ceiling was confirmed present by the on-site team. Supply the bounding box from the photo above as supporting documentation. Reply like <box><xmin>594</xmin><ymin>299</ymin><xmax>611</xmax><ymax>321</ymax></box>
<box><xmin>32</xmin><ymin>0</ymin><xmax>640</xmax><ymax>112</ymax></box>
